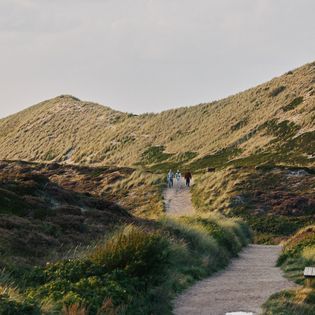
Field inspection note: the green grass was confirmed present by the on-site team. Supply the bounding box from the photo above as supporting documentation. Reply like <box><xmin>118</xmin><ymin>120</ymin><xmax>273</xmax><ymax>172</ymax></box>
<box><xmin>188</xmin><ymin>147</ymin><xmax>242</xmax><ymax>171</ymax></box>
<box><xmin>262</xmin><ymin>290</ymin><xmax>315</xmax><ymax>315</ymax></box>
<box><xmin>140</xmin><ymin>146</ymin><xmax>172</xmax><ymax>164</ymax></box>
<box><xmin>0</xmin><ymin>215</ymin><xmax>251</xmax><ymax>315</ymax></box>
<box><xmin>262</xmin><ymin>225</ymin><xmax>315</xmax><ymax>314</ymax></box>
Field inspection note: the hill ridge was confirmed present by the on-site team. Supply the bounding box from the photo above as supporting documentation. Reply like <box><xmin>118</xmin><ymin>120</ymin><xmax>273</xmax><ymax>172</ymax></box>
<box><xmin>0</xmin><ymin>61</ymin><xmax>314</xmax><ymax>168</ymax></box>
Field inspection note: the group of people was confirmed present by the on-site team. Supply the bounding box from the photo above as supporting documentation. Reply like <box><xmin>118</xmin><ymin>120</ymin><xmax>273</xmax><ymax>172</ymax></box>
<box><xmin>167</xmin><ymin>169</ymin><xmax>192</xmax><ymax>188</ymax></box>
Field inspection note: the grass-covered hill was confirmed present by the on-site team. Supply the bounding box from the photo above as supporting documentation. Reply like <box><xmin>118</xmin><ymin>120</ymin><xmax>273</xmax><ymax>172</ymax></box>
<box><xmin>192</xmin><ymin>165</ymin><xmax>315</xmax><ymax>244</ymax></box>
<box><xmin>0</xmin><ymin>160</ymin><xmax>139</xmax><ymax>267</ymax></box>
<box><xmin>0</xmin><ymin>62</ymin><xmax>314</xmax><ymax>169</ymax></box>
<box><xmin>0</xmin><ymin>161</ymin><xmax>251</xmax><ymax>315</ymax></box>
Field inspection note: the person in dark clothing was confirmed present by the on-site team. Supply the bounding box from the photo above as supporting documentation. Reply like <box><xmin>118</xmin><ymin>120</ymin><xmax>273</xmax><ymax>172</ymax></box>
<box><xmin>184</xmin><ymin>171</ymin><xmax>192</xmax><ymax>187</ymax></box>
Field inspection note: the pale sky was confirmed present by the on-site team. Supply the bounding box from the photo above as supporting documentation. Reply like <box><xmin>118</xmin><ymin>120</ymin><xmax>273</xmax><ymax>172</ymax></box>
<box><xmin>0</xmin><ymin>0</ymin><xmax>315</xmax><ymax>118</ymax></box>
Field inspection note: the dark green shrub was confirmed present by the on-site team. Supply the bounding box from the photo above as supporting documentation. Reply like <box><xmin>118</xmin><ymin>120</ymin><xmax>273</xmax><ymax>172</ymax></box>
<box><xmin>269</xmin><ymin>85</ymin><xmax>286</xmax><ymax>97</ymax></box>
<box><xmin>0</xmin><ymin>295</ymin><xmax>39</xmax><ymax>315</ymax></box>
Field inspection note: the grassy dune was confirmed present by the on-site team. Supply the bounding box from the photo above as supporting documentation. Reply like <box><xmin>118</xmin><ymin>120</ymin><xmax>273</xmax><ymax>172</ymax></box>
<box><xmin>0</xmin><ymin>214</ymin><xmax>251</xmax><ymax>315</ymax></box>
<box><xmin>191</xmin><ymin>165</ymin><xmax>315</xmax><ymax>244</ymax></box>
<box><xmin>0</xmin><ymin>61</ymin><xmax>314</xmax><ymax>314</ymax></box>
<box><xmin>0</xmin><ymin>62</ymin><xmax>314</xmax><ymax>169</ymax></box>
<box><xmin>0</xmin><ymin>161</ymin><xmax>163</xmax><ymax>267</ymax></box>
<box><xmin>0</xmin><ymin>160</ymin><xmax>252</xmax><ymax>314</ymax></box>
<box><xmin>262</xmin><ymin>225</ymin><xmax>315</xmax><ymax>314</ymax></box>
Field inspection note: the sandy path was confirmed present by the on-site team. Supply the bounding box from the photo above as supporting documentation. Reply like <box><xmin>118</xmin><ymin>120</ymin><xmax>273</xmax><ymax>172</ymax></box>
<box><xmin>174</xmin><ymin>244</ymin><xmax>296</xmax><ymax>315</ymax></box>
<box><xmin>163</xmin><ymin>179</ymin><xmax>195</xmax><ymax>216</ymax></box>
<box><xmin>163</xmin><ymin>184</ymin><xmax>295</xmax><ymax>314</ymax></box>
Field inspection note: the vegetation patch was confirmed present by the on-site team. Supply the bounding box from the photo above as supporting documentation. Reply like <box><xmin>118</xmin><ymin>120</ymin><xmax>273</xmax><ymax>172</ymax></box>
<box><xmin>143</xmin><ymin>151</ymin><xmax>198</xmax><ymax>174</ymax></box>
<box><xmin>231</xmin><ymin>117</ymin><xmax>249</xmax><ymax>132</ymax></box>
<box><xmin>188</xmin><ymin>147</ymin><xmax>242</xmax><ymax>172</ymax></box>
<box><xmin>0</xmin><ymin>215</ymin><xmax>251</xmax><ymax>315</ymax></box>
<box><xmin>192</xmin><ymin>166</ymin><xmax>315</xmax><ymax>244</ymax></box>
<box><xmin>140</xmin><ymin>146</ymin><xmax>173</xmax><ymax>164</ymax></box>
<box><xmin>263</xmin><ymin>119</ymin><xmax>300</xmax><ymax>139</ymax></box>
<box><xmin>269</xmin><ymin>85</ymin><xmax>286</xmax><ymax>97</ymax></box>
<box><xmin>0</xmin><ymin>161</ymin><xmax>138</xmax><ymax>266</ymax></box>
<box><xmin>262</xmin><ymin>225</ymin><xmax>315</xmax><ymax>314</ymax></box>
<box><xmin>282</xmin><ymin>97</ymin><xmax>304</xmax><ymax>112</ymax></box>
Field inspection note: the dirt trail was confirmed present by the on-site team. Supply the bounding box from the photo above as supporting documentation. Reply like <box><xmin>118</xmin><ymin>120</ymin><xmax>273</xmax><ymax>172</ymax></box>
<box><xmin>163</xmin><ymin>179</ymin><xmax>195</xmax><ymax>216</ymax></box>
<box><xmin>174</xmin><ymin>245</ymin><xmax>296</xmax><ymax>315</ymax></box>
<box><xmin>163</xmin><ymin>184</ymin><xmax>295</xmax><ymax>315</ymax></box>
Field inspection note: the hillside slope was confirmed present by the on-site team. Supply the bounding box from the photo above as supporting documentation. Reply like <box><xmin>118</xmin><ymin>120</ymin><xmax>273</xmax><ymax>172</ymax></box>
<box><xmin>0</xmin><ymin>62</ymin><xmax>314</xmax><ymax>168</ymax></box>
<box><xmin>192</xmin><ymin>165</ymin><xmax>315</xmax><ymax>243</ymax></box>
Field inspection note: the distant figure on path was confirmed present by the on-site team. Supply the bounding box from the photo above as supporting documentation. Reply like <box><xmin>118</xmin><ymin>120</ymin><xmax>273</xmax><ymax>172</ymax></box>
<box><xmin>175</xmin><ymin>170</ymin><xmax>181</xmax><ymax>188</ymax></box>
<box><xmin>167</xmin><ymin>169</ymin><xmax>174</xmax><ymax>188</ymax></box>
<box><xmin>184</xmin><ymin>171</ymin><xmax>192</xmax><ymax>187</ymax></box>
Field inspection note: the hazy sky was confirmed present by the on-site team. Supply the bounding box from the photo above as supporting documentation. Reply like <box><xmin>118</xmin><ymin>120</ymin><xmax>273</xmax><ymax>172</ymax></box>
<box><xmin>0</xmin><ymin>0</ymin><xmax>315</xmax><ymax>118</ymax></box>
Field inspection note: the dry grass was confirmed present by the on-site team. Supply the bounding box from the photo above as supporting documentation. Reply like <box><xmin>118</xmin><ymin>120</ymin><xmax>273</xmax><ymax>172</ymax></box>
<box><xmin>0</xmin><ymin>62</ymin><xmax>314</xmax><ymax>168</ymax></box>
<box><xmin>105</xmin><ymin>170</ymin><xmax>164</xmax><ymax>218</ymax></box>
<box><xmin>192</xmin><ymin>166</ymin><xmax>315</xmax><ymax>243</ymax></box>
<box><xmin>302</xmin><ymin>247</ymin><xmax>315</xmax><ymax>262</ymax></box>
<box><xmin>63</xmin><ymin>304</ymin><xmax>89</xmax><ymax>315</ymax></box>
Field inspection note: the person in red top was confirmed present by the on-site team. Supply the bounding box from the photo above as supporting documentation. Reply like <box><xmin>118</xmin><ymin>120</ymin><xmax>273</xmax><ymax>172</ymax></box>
<box><xmin>184</xmin><ymin>171</ymin><xmax>192</xmax><ymax>187</ymax></box>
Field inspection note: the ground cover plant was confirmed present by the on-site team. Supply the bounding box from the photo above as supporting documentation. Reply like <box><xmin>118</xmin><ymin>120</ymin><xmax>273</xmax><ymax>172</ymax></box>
<box><xmin>262</xmin><ymin>225</ymin><xmax>315</xmax><ymax>314</ymax></box>
<box><xmin>0</xmin><ymin>214</ymin><xmax>251</xmax><ymax>314</ymax></box>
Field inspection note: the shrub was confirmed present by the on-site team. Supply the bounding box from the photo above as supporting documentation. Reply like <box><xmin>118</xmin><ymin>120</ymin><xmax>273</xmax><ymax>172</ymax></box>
<box><xmin>88</xmin><ymin>225</ymin><xmax>170</xmax><ymax>278</ymax></box>
<box><xmin>0</xmin><ymin>294</ymin><xmax>39</xmax><ymax>315</ymax></box>
<box><xmin>269</xmin><ymin>85</ymin><xmax>286</xmax><ymax>97</ymax></box>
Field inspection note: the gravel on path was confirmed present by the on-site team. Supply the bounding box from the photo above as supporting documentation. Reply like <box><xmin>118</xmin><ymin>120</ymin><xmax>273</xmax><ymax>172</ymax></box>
<box><xmin>163</xmin><ymin>180</ymin><xmax>195</xmax><ymax>216</ymax></box>
<box><xmin>174</xmin><ymin>244</ymin><xmax>296</xmax><ymax>315</ymax></box>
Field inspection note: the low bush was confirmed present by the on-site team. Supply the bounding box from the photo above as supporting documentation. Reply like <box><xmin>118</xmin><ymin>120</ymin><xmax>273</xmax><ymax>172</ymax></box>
<box><xmin>269</xmin><ymin>85</ymin><xmax>286</xmax><ymax>97</ymax></box>
<box><xmin>0</xmin><ymin>295</ymin><xmax>39</xmax><ymax>315</ymax></box>
<box><xmin>88</xmin><ymin>225</ymin><xmax>170</xmax><ymax>278</ymax></box>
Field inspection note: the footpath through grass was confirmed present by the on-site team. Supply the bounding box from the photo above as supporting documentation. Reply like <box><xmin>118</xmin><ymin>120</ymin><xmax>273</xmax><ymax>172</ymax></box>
<box><xmin>0</xmin><ymin>214</ymin><xmax>251</xmax><ymax>315</ymax></box>
<box><xmin>262</xmin><ymin>225</ymin><xmax>315</xmax><ymax>314</ymax></box>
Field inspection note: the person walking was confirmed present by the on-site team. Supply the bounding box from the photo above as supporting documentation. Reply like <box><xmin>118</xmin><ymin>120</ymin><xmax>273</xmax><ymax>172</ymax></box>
<box><xmin>184</xmin><ymin>171</ymin><xmax>192</xmax><ymax>187</ymax></box>
<box><xmin>175</xmin><ymin>170</ymin><xmax>181</xmax><ymax>188</ymax></box>
<box><xmin>167</xmin><ymin>169</ymin><xmax>174</xmax><ymax>188</ymax></box>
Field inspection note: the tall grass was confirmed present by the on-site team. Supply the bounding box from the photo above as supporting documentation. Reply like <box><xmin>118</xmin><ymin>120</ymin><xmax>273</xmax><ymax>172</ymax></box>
<box><xmin>0</xmin><ymin>62</ymin><xmax>313</xmax><ymax>168</ymax></box>
<box><xmin>262</xmin><ymin>225</ymin><xmax>315</xmax><ymax>314</ymax></box>
<box><xmin>0</xmin><ymin>215</ymin><xmax>250</xmax><ymax>314</ymax></box>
